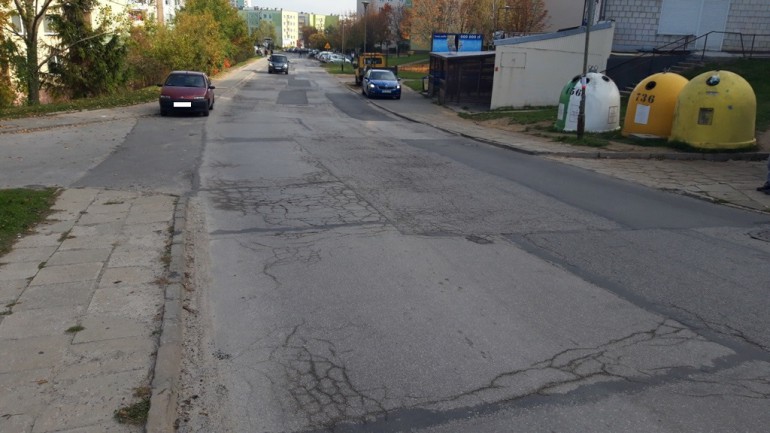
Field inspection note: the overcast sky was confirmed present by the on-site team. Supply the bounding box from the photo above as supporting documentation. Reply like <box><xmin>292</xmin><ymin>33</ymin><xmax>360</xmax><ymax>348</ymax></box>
<box><xmin>250</xmin><ymin>1</ymin><xmax>357</xmax><ymax>15</ymax></box>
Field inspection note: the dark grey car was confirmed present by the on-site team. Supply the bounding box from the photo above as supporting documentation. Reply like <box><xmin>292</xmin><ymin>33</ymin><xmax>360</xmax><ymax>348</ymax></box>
<box><xmin>268</xmin><ymin>54</ymin><xmax>289</xmax><ymax>74</ymax></box>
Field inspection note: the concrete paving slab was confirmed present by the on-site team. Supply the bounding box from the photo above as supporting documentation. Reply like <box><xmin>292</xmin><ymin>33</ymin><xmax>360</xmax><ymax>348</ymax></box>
<box><xmin>108</xmin><ymin>248</ymin><xmax>163</xmax><ymax>268</ymax></box>
<box><xmin>46</xmin><ymin>249</ymin><xmax>112</xmax><ymax>266</ymax></box>
<box><xmin>77</xmin><ymin>211</ymin><xmax>127</xmax><ymax>225</ymax></box>
<box><xmin>0</xmin><ymin>261</ymin><xmax>42</xmax><ymax>281</ymax></box>
<box><xmin>86</xmin><ymin>201</ymin><xmax>133</xmax><ymax>214</ymax></box>
<box><xmin>100</xmin><ymin>266</ymin><xmax>160</xmax><ymax>286</ymax></box>
<box><xmin>61</xmin><ymin>336</ymin><xmax>157</xmax><ymax>380</ymax></box>
<box><xmin>88</xmin><ymin>285</ymin><xmax>163</xmax><ymax>323</ymax></box>
<box><xmin>0</xmin><ymin>246</ymin><xmax>58</xmax><ymax>263</ymax></box>
<box><xmin>0</xmin><ymin>414</ymin><xmax>34</xmax><ymax>433</ymax></box>
<box><xmin>68</xmin><ymin>222</ymin><xmax>124</xmax><ymax>238</ymax></box>
<box><xmin>0</xmin><ymin>369</ymin><xmax>53</xmax><ymax>413</ymax></box>
<box><xmin>34</xmin><ymin>370</ymin><xmax>146</xmax><ymax>432</ymax></box>
<box><xmin>52</xmin><ymin>189</ymin><xmax>98</xmax><ymax>212</ymax></box>
<box><xmin>52</xmin><ymin>423</ymin><xmax>139</xmax><ymax>433</ymax></box>
<box><xmin>131</xmin><ymin>195</ymin><xmax>177</xmax><ymax>208</ymax></box>
<box><xmin>32</xmin><ymin>262</ymin><xmax>103</xmax><ymax>286</ymax></box>
<box><xmin>58</xmin><ymin>234</ymin><xmax>123</xmax><ymax>251</ymax></box>
<box><xmin>73</xmin><ymin>315</ymin><xmax>154</xmax><ymax>343</ymax></box>
<box><xmin>125</xmin><ymin>210</ymin><xmax>174</xmax><ymax>225</ymax></box>
<box><xmin>15</xmin><ymin>281</ymin><xmax>96</xmax><ymax>311</ymax></box>
<box><xmin>33</xmin><ymin>219</ymin><xmax>77</xmax><ymax>236</ymax></box>
<box><xmin>0</xmin><ymin>278</ymin><xmax>28</xmax><ymax>304</ymax></box>
<box><xmin>0</xmin><ymin>306</ymin><xmax>83</xmax><ymax>339</ymax></box>
<box><xmin>9</xmin><ymin>232</ymin><xmax>62</xmax><ymax>249</ymax></box>
<box><xmin>0</xmin><ymin>335</ymin><xmax>71</xmax><ymax>373</ymax></box>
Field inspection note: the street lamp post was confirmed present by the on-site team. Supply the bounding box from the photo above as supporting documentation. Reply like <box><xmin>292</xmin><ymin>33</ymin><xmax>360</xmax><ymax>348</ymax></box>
<box><xmin>362</xmin><ymin>1</ymin><xmax>370</xmax><ymax>54</ymax></box>
<box><xmin>502</xmin><ymin>5</ymin><xmax>511</xmax><ymax>38</ymax></box>
<box><xmin>493</xmin><ymin>1</ymin><xmax>510</xmax><ymax>40</ymax></box>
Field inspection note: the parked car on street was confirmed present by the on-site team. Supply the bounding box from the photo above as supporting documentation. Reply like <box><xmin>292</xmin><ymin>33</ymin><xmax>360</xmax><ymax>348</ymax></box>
<box><xmin>157</xmin><ymin>70</ymin><xmax>215</xmax><ymax>116</ymax></box>
<box><xmin>316</xmin><ymin>52</ymin><xmax>332</xmax><ymax>63</ymax></box>
<box><xmin>268</xmin><ymin>54</ymin><xmax>290</xmax><ymax>74</ymax></box>
<box><xmin>362</xmin><ymin>69</ymin><xmax>401</xmax><ymax>100</ymax></box>
<box><xmin>327</xmin><ymin>54</ymin><xmax>352</xmax><ymax>64</ymax></box>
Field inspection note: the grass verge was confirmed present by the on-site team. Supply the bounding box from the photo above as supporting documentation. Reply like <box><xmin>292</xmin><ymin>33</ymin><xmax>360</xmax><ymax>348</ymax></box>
<box><xmin>0</xmin><ymin>188</ymin><xmax>60</xmax><ymax>257</ymax></box>
<box><xmin>0</xmin><ymin>88</ymin><xmax>159</xmax><ymax>120</ymax></box>
<box><xmin>115</xmin><ymin>387</ymin><xmax>152</xmax><ymax>425</ymax></box>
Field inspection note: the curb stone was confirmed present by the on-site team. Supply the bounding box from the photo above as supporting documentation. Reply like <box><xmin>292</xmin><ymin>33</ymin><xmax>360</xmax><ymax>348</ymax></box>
<box><xmin>146</xmin><ymin>196</ymin><xmax>187</xmax><ymax>433</ymax></box>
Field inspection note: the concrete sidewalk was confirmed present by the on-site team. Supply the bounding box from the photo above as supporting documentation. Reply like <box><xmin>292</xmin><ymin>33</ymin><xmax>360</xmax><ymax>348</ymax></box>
<box><xmin>0</xmin><ymin>188</ymin><xmax>182</xmax><ymax>433</ymax></box>
<box><xmin>342</xmin><ymin>76</ymin><xmax>770</xmax><ymax>214</ymax></box>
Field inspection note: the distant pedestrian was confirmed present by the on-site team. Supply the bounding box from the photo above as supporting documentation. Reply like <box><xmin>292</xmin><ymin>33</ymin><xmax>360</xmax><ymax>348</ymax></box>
<box><xmin>758</xmin><ymin>155</ymin><xmax>770</xmax><ymax>194</ymax></box>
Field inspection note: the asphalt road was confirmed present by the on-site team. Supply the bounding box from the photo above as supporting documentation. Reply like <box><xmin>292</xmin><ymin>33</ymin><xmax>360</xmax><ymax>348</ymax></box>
<box><xmin>178</xmin><ymin>57</ymin><xmax>770</xmax><ymax>433</ymax></box>
<box><xmin>2</xmin><ymin>56</ymin><xmax>769</xmax><ymax>433</ymax></box>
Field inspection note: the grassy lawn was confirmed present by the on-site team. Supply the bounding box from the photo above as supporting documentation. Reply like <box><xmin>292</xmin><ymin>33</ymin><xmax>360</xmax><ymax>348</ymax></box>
<box><xmin>0</xmin><ymin>188</ymin><xmax>59</xmax><ymax>257</ymax></box>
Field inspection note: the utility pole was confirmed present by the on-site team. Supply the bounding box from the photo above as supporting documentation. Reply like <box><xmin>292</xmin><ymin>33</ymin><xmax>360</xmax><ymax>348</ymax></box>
<box><xmin>341</xmin><ymin>19</ymin><xmax>345</xmax><ymax>72</ymax></box>
<box><xmin>362</xmin><ymin>1</ymin><xmax>370</xmax><ymax>53</ymax></box>
<box><xmin>577</xmin><ymin>0</ymin><xmax>595</xmax><ymax>139</ymax></box>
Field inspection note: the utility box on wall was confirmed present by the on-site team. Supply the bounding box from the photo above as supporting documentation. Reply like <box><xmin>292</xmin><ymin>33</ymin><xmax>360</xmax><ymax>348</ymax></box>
<box><xmin>622</xmin><ymin>72</ymin><xmax>688</xmax><ymax>139</ymax></box>
<box><xmin>669</xmin><ymin>70</ymin><xmax>757</xmax><ymax>150</ymax></box>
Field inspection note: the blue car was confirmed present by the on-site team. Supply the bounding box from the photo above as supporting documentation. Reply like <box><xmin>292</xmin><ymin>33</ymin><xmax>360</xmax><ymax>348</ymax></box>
<box><xmin>362</xmin><ymin>69</ymin><xmax>401</xmax><ymax>100</ymax></box>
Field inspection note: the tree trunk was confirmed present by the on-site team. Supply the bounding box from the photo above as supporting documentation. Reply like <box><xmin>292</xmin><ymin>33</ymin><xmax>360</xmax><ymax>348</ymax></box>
<box><xmin>26</xmin><ymin>37</ymin><xmax>40</xmax><ymax>105</ymax></box>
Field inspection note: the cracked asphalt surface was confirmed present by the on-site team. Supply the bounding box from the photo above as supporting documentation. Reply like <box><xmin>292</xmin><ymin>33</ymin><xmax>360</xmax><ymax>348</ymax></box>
<box><xmin>174</xmin><ymin>57</ymin><xmax>770</xmax><ymax>433</ymax></box>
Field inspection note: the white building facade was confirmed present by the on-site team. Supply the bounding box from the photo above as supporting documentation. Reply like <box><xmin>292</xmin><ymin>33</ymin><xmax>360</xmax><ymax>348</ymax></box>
<box><xmin>600</xmin><ymin>0</ymin><xmax>770</xmax><ymax>52</ymax></box>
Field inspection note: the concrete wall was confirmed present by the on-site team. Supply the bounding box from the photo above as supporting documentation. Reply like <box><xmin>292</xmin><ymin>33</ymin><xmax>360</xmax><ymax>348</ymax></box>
<box><xmin>491</xmin><ymin>21</ymin><xmax>614</xmax><ymax>109</ymax></box>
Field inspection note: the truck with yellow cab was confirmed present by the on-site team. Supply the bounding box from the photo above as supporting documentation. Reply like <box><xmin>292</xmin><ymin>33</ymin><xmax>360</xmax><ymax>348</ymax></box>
<box><xmin>354</xmin><ymin>53</ymin><xmax>397</xmax><ymax>85</ymax></box>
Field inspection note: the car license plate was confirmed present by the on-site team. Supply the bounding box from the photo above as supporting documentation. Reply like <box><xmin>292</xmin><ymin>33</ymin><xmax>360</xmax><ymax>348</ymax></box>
<box><xmin>382</xmin><ymin>90</ymin><xmax>391</xmax><ymax>94</ymax></box>
<box><xmin>174</xmin><ymin>102</ymin><xmax>192</xmax><ymax>108</ymax></box>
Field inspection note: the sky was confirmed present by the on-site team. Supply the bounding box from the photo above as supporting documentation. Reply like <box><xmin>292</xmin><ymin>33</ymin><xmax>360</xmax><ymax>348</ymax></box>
<box><xmin>249</xmin><ymin>1</ymin><xmax>357</xmax><ymax>15</ymax></box>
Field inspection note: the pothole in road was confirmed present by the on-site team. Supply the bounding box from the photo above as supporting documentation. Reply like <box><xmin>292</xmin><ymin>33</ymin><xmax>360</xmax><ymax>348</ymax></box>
<box><xmin>466</xmin><ymin>235</ymin><xmax>493</xmax><ymax>245</ymax></box>
<box><xmin>749</xmin><ymin>229</ymin><xmax>770</xmax><ymax>242</ymax></box>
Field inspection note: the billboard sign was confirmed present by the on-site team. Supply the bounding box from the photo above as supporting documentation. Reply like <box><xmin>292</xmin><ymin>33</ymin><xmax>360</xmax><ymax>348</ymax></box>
<box><xmin>431</xmin><ymin>33</ymin><xmax>483</xmax><ymax>53</ymax></box>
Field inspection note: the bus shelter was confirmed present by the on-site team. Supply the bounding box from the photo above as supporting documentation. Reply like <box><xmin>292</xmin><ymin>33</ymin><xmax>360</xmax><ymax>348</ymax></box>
<box><xmin>427</xmin><ymin>52</ymin><xmax>496</xmax><ymax>106</ymax></box>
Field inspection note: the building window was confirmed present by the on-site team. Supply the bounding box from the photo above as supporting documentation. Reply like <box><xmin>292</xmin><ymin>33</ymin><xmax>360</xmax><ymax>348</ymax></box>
<box><xmin>43</xmin><ymin>15</ymin><xmax>56</xmax><ymax>35</ymax></box>
<box><xmin>11</xmin><ymin>14</ymin><xmax>25</xmax><ymax>35</ymax></box>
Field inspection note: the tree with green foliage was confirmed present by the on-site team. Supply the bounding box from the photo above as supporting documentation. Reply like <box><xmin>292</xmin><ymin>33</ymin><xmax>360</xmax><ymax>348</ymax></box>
<box><xmin>3</xmin><ymin>0</ymin><xmax>58</xmax><ymax>105</ymax></box>
<box><xmin>180</xmin><ymin>0</ymin><xmax>252</xmax><ymax>64</ymax></box>
<box><xmin>0</xmin><ymin>0</ymin><xmax>18</xmax><ymax>107</ymax></box>
<box><xmin>308</xmin><ymin>33</ymin><xmax>328</xmax><ymax>51</ymax></box>
<box><xmin>125</xmin><ymin>21</ymin><xmax>166</xmax><ymax>89</ymax></box>
<box><xmin>45</xmin><ymin>0</ymin><xmax>129</xmax><ymax>99</ymax></box>
<box><xmin>253</xmin><ymin>20</ymin><xmax>277</xmax><ymax>50</ymax></box>
<box><xmin>154</xmin><ymin>11</ymin><xmax>227</xmax><ymax>75</ymax></box>
<box><xmin>300</xmin><ymin>25</ymin><xmax>317</xmax><ymax>49</ymax></box>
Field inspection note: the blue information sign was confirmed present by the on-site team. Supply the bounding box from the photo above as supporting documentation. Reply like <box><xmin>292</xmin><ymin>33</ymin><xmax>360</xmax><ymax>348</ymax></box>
<box><xmin>432</xmin><ymin>33</ymin><xmax>484</xmax><ymax>53</ymax></box>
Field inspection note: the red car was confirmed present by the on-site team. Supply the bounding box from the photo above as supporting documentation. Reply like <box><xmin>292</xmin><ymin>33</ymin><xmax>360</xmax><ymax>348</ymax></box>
<box><xmin>158</xmin><ymin>71</ymin><xmax>215</xmax><ymax>116</ymax></box>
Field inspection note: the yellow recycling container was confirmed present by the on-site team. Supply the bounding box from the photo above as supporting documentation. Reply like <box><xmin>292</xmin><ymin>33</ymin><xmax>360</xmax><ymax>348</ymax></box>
<box><xmin>669</xmin><ymin>70</ymin><xmax>756</xmax><ymax>150</ymax></box>
<box><xmin>622</xmin><ymin>72</ymin><xmax>688</xmax><ymax>139</ymax></box>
